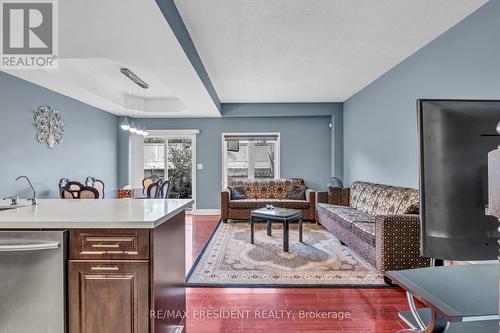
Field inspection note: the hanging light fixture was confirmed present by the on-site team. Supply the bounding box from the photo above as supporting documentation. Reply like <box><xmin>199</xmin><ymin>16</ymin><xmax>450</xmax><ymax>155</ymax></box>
<box><xmin>136</xmin><ymin>124</ymin><xmax>144</xmax><ymax>136</ymax></box>
<box><xmin>120</xmin><ymin>117</ymin><xmax>131</xmax><ymax>130</ymax></box>
<box><xmin>129</xmin><ymin>121</ymin><xmax>137</xmax><ymax>133</ymax></box>
<box><xmin>141</xmin><ymin>83</ymin><xmax>148</xmax><ymax>137</ymax></box>
<box><xmin>120</xmin><ymin>67</ymin><xmax>149</xmax><ymax>135</ymax></box>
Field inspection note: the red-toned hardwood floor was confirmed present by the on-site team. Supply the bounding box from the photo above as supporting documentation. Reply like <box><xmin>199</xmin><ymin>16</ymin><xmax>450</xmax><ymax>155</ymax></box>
<box><xmin>185</xmin><ymin>215</ymin><xmax>413</xmax><ymax>333</ymax></box>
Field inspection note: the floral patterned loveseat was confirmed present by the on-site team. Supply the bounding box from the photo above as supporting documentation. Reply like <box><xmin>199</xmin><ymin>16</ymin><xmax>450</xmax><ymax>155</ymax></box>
<box><xmin>316</xmin><ymin>181</ymin><xmax>430</xmax><ymax>274</ymax></box>
<box><xmin>221</xmin><ymin>178</ymin><xmax>315</xmax><ymax>222</ymax></box>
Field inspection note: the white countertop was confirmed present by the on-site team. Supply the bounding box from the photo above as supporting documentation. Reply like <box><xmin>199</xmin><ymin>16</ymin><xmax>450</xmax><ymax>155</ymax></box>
<box><xmin>0</xmin><ymin>199</ymin><xmax>193</xmax><ymax>229</ymax></box>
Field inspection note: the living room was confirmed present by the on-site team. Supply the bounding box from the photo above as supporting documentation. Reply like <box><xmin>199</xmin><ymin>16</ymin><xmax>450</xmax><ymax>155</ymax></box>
<box><xmin>0</xmin><ymin>1</ymin><xmax>499</xmax><ymax>333</ymax></box>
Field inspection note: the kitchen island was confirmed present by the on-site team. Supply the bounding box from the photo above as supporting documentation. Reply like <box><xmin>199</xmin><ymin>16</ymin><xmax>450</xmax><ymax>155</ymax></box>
<box><xmin>0</xmin><ymin>198</ymin><xmax>192</xmax><ymax>333</ymax></box>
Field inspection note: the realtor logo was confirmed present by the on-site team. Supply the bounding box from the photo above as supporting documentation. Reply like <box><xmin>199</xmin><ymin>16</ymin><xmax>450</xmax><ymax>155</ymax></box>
<box><xmin>1</xmin><ymin>0</ymin><xmax>58</xmax><ymax>68</ymax></box>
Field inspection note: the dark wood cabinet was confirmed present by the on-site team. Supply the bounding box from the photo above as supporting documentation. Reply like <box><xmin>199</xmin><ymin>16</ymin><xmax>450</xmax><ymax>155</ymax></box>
<box><xmin>68</xmin><ymin>211</ymin><xmax>186</xmax><ymax>333</ymax></box>
<box><xmin>68</xmin><ymin>261</ymin><xmax>149</xmax><ymax>333</ymax></box>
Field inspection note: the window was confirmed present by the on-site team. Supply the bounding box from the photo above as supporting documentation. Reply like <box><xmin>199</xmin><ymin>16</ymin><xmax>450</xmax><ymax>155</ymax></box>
<box><xmin>222</xmin><ymin>133</ymin><xmax>280</xmax><ymax>188</ymax></box>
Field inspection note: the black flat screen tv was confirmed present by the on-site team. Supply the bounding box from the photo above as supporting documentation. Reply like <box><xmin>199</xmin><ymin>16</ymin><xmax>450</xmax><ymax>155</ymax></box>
<box><xmin>418</xmin><ymin>100</ymin><xmax>500</xmax><ymax>260</ymax></box>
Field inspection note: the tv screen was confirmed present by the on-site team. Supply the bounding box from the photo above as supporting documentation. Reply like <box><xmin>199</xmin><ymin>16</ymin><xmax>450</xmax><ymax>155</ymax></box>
<box><xmin>418</xmin><ymin>100</ymin><xmax>500</xmax><ymax>260</ymax></box>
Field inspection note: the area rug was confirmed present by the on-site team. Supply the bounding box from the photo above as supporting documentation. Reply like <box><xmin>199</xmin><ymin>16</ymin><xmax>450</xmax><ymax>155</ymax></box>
<box><xmin>187</xmin><ymin>221</ymin><xmax>386</xmax><ymax>287</ymax></box>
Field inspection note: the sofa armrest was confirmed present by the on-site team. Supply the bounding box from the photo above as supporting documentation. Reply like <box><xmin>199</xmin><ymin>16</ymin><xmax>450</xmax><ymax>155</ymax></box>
<box><xmin>304</xmin><ymin>189</ymin><xmax>316</xmax><ymax>222</ymax></box>
<box><xmin>305</xmin><ymin>188</ymin><xmax>315</xmax><ymax>202</ymax></box>
<box><xmin>375</xmin><ymin>214</ymin><xmax>430</xmax><ymax>273</ymax></box>
<box><xmin>317</xmin><ymin>187</ymin><xmax>350</xmax><ymax>206</ymax></box>
<box><xmin>221</xmin><ymin>189</ymin><xmax>230</xmax><ymax>220</ymax></box>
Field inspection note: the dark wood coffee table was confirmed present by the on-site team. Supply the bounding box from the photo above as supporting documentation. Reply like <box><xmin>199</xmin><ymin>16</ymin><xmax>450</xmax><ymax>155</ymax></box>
<box><xmin>250</xmin><ymin>207</ymin><xmax>303</xmax><ymax>252</ymax></box>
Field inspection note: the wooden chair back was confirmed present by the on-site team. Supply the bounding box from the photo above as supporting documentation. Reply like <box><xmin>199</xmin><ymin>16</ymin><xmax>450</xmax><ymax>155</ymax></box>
<box><xmin>79</xmin><ymin>187</ymin><xmax>99</xmax><ymax>199</ymax></box>
<box><xmin>143</xmin><ymin>175</ymin><xmax>161</xmax><ymax>195</ymax></box>
<box><xmin>146</xmin><ymin>181</ymin><xmax>161</xmax><ymax>199</ymax></box>
<box><xmin>62</xmin><ymin>181</ymin><xmax>84</xmax><ymax>199</ymax></box>
<box><xmin>158</xmin><ymin>180</ymin><xmax>172</xmax><ymax>199</ymax></box>
<box><xmin>61</xmin><ymin>181</ymin><xmax>99</xmax><ymax>199</ymax></box>
<box><xmin>59</xmin><ymin>178</ymin><xmax>70</xmax><ymax>198</ymax></box>
<box><xmin>85</xmin><ymin>177</ymin><xmax>105</xmax><ymax>199</ymax></box>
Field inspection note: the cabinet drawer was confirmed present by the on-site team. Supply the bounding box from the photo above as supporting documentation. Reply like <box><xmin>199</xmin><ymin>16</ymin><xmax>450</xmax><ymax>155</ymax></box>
<box><xmin>70</xmin><ymin>229</ymin><xmax>149</xmax><ymax>259</ymax></box>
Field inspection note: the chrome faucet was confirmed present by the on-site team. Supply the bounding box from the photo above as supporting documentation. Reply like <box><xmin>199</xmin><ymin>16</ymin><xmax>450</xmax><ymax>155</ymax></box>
<box><xmin>16</xmin><ymin>176</ymin><xmax>38</xmax><ymax>205</ymax></box>
<box><xmin>2</xmin><ymin>196</ymin><xmax>19</xmax><ymax>206</ymax></box>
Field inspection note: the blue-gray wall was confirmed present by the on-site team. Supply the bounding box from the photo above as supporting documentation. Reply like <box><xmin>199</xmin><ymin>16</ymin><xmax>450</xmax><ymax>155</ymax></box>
<box><xmin>118</xmin><ymin>113</ymin><xmax>335</xmax><ymax>209</ymax></box>
<box><xmin>343</xmin><ymin>0</ymin><xmax>499</xmax><ymax>187</ymax></box>
<box><xmin>0</xmin><ymin>72</ymin><xmax>118</xmax><ymax>199</ymax></box>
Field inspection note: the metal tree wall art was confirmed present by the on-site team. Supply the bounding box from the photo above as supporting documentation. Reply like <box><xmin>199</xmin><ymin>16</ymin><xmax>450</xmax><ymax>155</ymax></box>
<box><xmin>33</xmin><ymin>105</ymin><xmax>64</xmax><ymax>148</ymax></box>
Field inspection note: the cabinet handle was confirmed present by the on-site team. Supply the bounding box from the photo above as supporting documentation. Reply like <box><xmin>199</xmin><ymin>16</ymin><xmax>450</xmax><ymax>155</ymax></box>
<box><xmin>0</xmin><ymin>241</ymin><xmax>60</xmax><ymax>252</ymax></box>
<box><xmin>91</xmin><ymin>243</ymin><xmax>120</xmax><ymax>248</ymax></box>
<box><xmin>90</xmin><ymin>265</ymin><xmax>119</xmax><ymax>271</ymax></box>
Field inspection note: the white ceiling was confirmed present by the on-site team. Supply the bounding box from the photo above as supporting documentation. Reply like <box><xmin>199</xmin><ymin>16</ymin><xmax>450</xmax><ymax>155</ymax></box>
<box><xmin>174</xmin><ymin>0</ymin><xmax>489</xmax><ymax>103</ymax></box>
<box><xmin>2</xmin><ymin>0</ymin><xmax>221</xmax><ymax>118</ymax></box>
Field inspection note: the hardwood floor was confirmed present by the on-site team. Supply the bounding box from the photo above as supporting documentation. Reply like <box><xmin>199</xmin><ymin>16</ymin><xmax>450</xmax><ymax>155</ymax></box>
<box><xmin>185</xmin><ymin>215</ymin><xmax>412</xmax><ymax>333</ymax></box>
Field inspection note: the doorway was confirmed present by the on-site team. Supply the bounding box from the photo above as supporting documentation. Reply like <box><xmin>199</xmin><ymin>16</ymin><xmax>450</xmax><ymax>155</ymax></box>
<box><xmin>133</xmin><ymin>129</ymin><xmax>198</xmax><ymax>211</ymax></box>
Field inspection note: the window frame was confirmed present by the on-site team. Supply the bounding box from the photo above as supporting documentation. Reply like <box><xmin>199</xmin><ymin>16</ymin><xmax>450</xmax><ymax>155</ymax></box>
<box><xmin>221</xmin><ymin>132</ymin><xmax>281</xmax><ymax>189</ymax></box>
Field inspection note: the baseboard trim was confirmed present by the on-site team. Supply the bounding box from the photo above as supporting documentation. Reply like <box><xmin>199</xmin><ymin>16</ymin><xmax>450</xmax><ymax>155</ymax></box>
<box><xmin>193</xmin><ymin>209</ymin><xmax>221</xmax><ymax>216</ymax></box>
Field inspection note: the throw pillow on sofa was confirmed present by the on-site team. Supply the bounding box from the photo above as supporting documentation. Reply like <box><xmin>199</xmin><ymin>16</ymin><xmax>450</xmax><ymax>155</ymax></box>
<box><xmin>287</xmin><ymin>185</ymin><xmax>306</xmax><ymax>200</ymax></box>
<box><xmin>228</xmin><ymin>186</ymin><xmax>246</xmax><ymax>200</ymax></box>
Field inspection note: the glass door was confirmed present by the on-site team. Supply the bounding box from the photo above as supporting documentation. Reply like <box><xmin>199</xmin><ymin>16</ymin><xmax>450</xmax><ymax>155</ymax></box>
<box><xmin>144</xmin><ymin>137</ymin><xmax>193</xmax><ymax>201</ymax></box>
<box><xmin>165</xmin><ymin>138</ymin><xmax>193</xmax><ymax>200</ymax></box>
<box><xmin>144</xmin><ymin>137</ymin><xmax>165</xmax><ymax>179</ymax></box>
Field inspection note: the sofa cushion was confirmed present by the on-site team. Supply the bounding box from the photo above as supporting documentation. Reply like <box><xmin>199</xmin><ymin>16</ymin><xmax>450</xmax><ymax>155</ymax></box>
<box><xmin>317</xmin><ymin>203</ymin><xmax>374</xmax><ymax>231</ymax></box>
<box><xmin>231</xmin><ymin>178</ymin><xmax>305</xmax><ymax>199</ymax></box>
<box><xmin>350</xmin><ymin>181</ymin><xmax>371</xmax><ymax>208</ymax></box>
<box><xmin>355</xmin><ymin>184</ymin><xmax>385</xmax><ymax>213</ymax></box>
<box><xmin>352</xmin><ymin>222</ymin><xmax>376</xmax><ymax>246</ymax></box>
<box><xmin>371</xmin><ymin>186</ymin><xmax>419</xmax><ymax>215</ymax></box>
<box><xmin>280</xmin><ymin>199</ymin><xmax>310</xmax><ymax>209</ymax></box>
<box><xmin>350</xmin><ymin>181</ymin><xmax>420</xmax><ymax>216</ymax></box>
<box><xmin>396</xmin><ymin>190</ymin><xmax>420</xmax><ymax>215</ymax></box>
<box><xmin>255</xmin><ymin>199</ymin><xmax>283</xmax><ymax>208</ymax></box>
<box><xmin>287</xmin><ymin>185</ymin><xmax>307</xmax><ymax>200</ymax></box>
<box><xmin>228</xmin><ymin>186</ymin><xmax>246</xmax><ymax>200</ymax></box>
<box><xmin>229</xmin><ymin>199</ymin><xmax>257</xmax><ymax>209</ymax></box>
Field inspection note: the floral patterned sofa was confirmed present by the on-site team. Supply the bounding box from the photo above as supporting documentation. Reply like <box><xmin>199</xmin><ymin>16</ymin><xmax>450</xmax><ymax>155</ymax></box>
<box><xmin>221</xmin><ymin>178</ymin><xmax>315</xmax><ymax>222</ymax></box>
<box><xmin>316</xmin><ymin>181</ymin><xmax>430</xmax><ymax>273</ymax></box>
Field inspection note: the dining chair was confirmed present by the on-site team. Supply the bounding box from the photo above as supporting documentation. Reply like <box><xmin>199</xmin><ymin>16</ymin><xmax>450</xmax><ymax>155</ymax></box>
<box><xmin>158</xmin><ymin>180</ymin><xmax>172</xmax><ymax>199</ymax></box>
<box><xmin>62</xmin><ymin>189</ymin><xmax>74</xmax><ymax>199</ymax></box>
<box><xmin>143</xmin><ymin>175</ymin><xmax>161</xmax><ymax>196</ymax></box>
<box><xmin>79</xmin><ymin>187</ymin><xmax>100</xmax><ymax>199</ymax></box>
<box><xmin>85</xmin><ymin>176</ymin><xmax>105</xmax><ymax>199</ymax></box>
<box><xmin>146</xmin><ymin>181</ymin><xmax>161</xmax><ymax>199</ymax></box>
<box><xmin>58</xmin><ymin>178</ymin><xmax>70</xmax><ymax>198</ymax></box>
<box><xmin>61</xmin><ymin>181</ymin><xmax>85</xmax><ymax>199</ymax></box>
<box><xmin>62</xmin><ymin>186</ymin><xmax>99</xmax><ymax>199</ymax></box>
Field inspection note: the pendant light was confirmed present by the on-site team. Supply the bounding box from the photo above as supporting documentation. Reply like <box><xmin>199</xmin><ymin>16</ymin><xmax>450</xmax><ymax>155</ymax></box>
<box><xmin>120</xmin><ymin>67</ymin><xmax>149</xmax><ymax>136</ymax></box>
<box><xmin>141</xmin><ymin>85</ymin><xmax>148</xmax><ymax>137</ymax></box>
<box><xmin>129</xmin><ymin>121</ymin><xmax>137</xmax><ymax>133</ymax></box>
<box><xmin>120</xmin><ymin>117</ymin><xmax>131</xmax><ymax>130</ymax></box>
<box><xmin>136</xmin><ymin>124</ymin><xmax>144</xmax><ymax>136</ymax></box>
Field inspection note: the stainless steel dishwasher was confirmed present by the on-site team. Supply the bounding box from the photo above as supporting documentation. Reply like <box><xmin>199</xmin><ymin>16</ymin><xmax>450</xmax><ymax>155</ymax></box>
<box><xmin>0</xmin><ymin>231</ymin><xmax>67</xmax><ymax>333</ymax></box>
